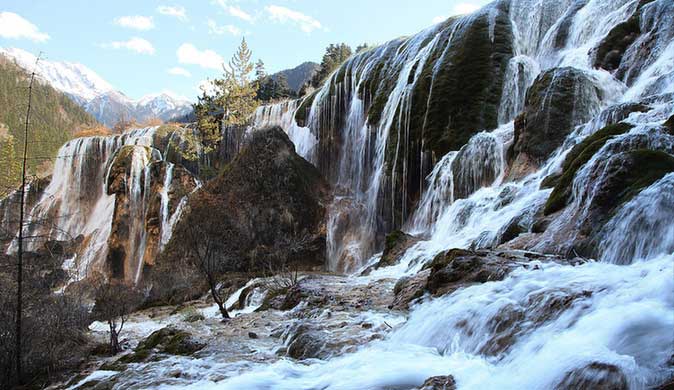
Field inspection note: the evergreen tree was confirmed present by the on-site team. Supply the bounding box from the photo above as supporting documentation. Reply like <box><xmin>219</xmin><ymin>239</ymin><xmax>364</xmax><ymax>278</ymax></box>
<box><xmin>193</xmin><ymin>38</ymin><xmax>259</xmax><ymax>154</ymax></box>
<box><xmin>311</xmin><ymin>43</ymin><xmax>353</xmax><ymax>87</ymax></box>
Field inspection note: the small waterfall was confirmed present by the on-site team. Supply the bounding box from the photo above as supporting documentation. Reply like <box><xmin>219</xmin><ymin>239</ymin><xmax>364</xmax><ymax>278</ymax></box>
<box><xmin>158</xmin><ymin>163</ymin><xmax>174</xmax><ymax>250</ymax></box>
<box><xmin>599</xmin><ymin>173</ymin><xmax>674</xmax><ymax>264</ymax></box>
<box><xmin>250</xmin><ymin>100</ymin><xmax>318</xmax><ymax>161</ymax></box>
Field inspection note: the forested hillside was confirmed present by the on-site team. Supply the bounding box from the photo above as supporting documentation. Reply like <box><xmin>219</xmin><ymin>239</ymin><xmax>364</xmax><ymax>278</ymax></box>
<box><xmin>0</xmin><ymin>55</ymin><xmax>97</xmax><ymax>193</ymax></box>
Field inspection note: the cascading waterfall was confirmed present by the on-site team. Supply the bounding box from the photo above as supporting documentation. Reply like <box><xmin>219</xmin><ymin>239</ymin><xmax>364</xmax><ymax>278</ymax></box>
<box><xmin>228</xmin><ymin>0</ymin><xmax>674</xmax><ymax>388</ymax></box>
<box><xmin>7</xmin><ymin>127</ymin><xmax>193</xmax><ymax>284</ymax></box>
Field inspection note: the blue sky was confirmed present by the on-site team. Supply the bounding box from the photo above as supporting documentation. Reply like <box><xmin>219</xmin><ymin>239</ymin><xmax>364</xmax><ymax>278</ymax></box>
<box><xmin>0</xmin><ymin>0</ymin><xmax>491</xmax><ymax>100</ymax></box>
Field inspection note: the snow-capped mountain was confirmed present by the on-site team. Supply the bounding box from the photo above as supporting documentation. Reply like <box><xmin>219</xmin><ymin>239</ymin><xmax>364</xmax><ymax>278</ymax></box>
<box><xmin>0</xmin><ymin>47</ymin><xmax>193</xmax><ymax>126</ymax></box>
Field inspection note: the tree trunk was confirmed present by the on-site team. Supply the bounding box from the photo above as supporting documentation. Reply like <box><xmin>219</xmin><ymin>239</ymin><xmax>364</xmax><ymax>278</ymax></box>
<box><xmin>209</xmin><ymin>282</ymin><xmax>229</xmax><ymax>319</ymax></box>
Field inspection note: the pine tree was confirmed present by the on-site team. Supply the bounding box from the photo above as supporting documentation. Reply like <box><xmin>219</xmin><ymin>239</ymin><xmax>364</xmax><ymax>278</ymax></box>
<box><xmin>311</xmin><ymin>43</ymin><xmax>353</xmax><ymax>87</ymax></box>
<box><xmin>193</xmin><ymin>38</ymin><xmax>259</xmax><ymax>155</ymax></box>
<box><xmin>215</xmin><ymin>38</ymin><xmax>258</xmax><ymax>128</ymax></box>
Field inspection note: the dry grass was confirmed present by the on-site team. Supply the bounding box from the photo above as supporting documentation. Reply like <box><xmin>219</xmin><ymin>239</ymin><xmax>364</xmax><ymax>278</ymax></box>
<box><xmin>73</xmin><ymin>125</ymin><xmax>112</xmax><ymax>138</ymax></box>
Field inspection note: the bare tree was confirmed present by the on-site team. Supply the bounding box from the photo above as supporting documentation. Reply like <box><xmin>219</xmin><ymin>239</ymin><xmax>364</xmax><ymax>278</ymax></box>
<box><xmin>92</xmin><ymin>279</ymin><xmax>142</xmax><ymax>355</ymax></box>
<box><xmin>182</xmin><ymin>218</ymin><xmax>231</xmax><ymax>319</ymax></box>
<box><xmin>262</xmin><ymin>233</ymin><xmax>317</xmax><ymax>291</ymax></box>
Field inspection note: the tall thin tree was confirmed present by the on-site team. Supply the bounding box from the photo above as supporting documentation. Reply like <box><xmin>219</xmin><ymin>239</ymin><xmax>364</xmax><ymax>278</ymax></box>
<box><xmin>15</xmin><ymin>52</ymin><xmax>40</xmax><ymax>383</ymax></box>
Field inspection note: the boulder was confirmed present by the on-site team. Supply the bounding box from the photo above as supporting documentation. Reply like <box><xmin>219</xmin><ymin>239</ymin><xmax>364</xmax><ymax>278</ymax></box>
<box><xmin>389</xmin><ymin>269</ymin><xmax>430</xmax><ymax>310</ymax></box>
<box><xmin>376</xmin><ymin>230</ymin><xmax>420</xmax><ymax>268</ymax></box>
<box><xmin>284</xmin><ymin>323</ymin><xmax>328</xmax><ymax>360</ymax></box>
<box><xmin>135</xmin><ymin>327</ymin><xmax>204</xmax><ymax>356</ymax></box>
<box><xmin>555</xmin><ymin>363</ymin><xmax>628</xmax><ymax>390</ymax></box>
<box><xmin>418</xmin><ymin>375</ymin><xmax>457</xmax><ymax>390</ymax></box>
<box><xmin>510</xmin><ymin>68</ymin><xmax>603</xmax><ymax>175</ymax></box>
<box><xmin>544</xmin><ymin>122</ymin><xmax>634</xmax><ymax>215</ymax></box>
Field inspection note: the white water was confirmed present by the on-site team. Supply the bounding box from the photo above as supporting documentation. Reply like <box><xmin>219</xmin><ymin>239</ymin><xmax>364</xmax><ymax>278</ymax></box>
<box><xmin>228</xmin><ymin>0</ymin><xmax>674</xmax><ymax>388</ymax></box>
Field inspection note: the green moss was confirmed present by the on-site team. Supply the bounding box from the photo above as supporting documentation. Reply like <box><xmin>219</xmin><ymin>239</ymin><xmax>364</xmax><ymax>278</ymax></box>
<box><xmin>295</xmin><ymin>92</ymin><xmax>318</xmax><ymax>126</ymax></box>
<box><xmin>135</xmin><ymin>327</ymin><xmax>204</xmax><ymax>356</ymax></box>
<box><xmin>155</xmin><ymin>124</ymin><xmax>182</xmax><ymax>138</ymax></box>
<box><xmin>616</xmin><ymin>149</ymin><xmax>674</xmax><ymax>207</ymax></box>
<box><xmin>118</xmin><ymin>349</ymin><xmax>151</xmax><ymax>363</ymax></box>
<box><xmin>544</xmin><ymin>123</ymin><xmax>634</xmax><ymax>215</ymax></box>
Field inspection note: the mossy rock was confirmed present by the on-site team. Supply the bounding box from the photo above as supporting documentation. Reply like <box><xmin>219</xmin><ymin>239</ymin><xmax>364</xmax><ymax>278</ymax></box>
<box><xmin>295</xmin><ymin>93</ymin><xmax>318</xmax><ymax>126</ymax></box>
<box><xmin>136</xmin><ymin>327</ymin><xmax>205</xmax><ymax>356</ymax></box>
<box><xmin>99</xmin><ymin>360</ymin><xmax>128</xmax><ymax>371</ymax></box>
<box><xmin>544</xmin><ymin>122</ymin><xmax>634</xmax><ymax>215</ymax></box>
<box><xmin>377</xmin><ymin>230</ymin><xmax>419</xmax><ymax>268</ymax></box>
<box><xmin>513</xmin><ymin>67</ymin><xmax>603</xmax><ymax>165</ymax></box>
<box><xmin>612</xmin><ymin>149</ymin><xmax>674</xmax><ymax>207</ymax></box>
<box><xmin>118</xmin><ymin>348</ymin><xmax>151</xmax><ymax>363</ymax></box>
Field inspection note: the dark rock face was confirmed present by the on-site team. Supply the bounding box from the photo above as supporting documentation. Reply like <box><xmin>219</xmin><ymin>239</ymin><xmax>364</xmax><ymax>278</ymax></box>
<box><xmin>593</xmin><ymin>0</ymin><xmax>673</xmax><ymax>86</ymax></box>
<box><xmin>0</xmin><ymin>175</ymin><xmax>50</xmax><ymax>252</ymax></box>
<box><xmin>376</xmin><ymin>230</ymin><xmax>420</xmax><ymax>268</ymax></box>
<box><xmin>418</xmin><ymin>375</ymin><xmax>457</xmax><ymax>390</ymax></box>
<box><xmin>510</xmin><ymin>67</ymin><xmax>603</xmax><ymax>175</ymax></box>
<box><xmin>555</xmin><ymin>363</ymin><xmax>628</xmax><ymax>390</ymax></box>
<box><xmin>152</xmin><ymin>127</ymin><xmax>329</xmax><ymax>301</ymax></box>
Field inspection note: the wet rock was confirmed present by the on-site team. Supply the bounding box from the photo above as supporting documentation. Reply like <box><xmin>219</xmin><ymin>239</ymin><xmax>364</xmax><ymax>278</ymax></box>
<box><xmin>548</xmin><ymin>147</ymin><xmax>674</xmax><ymax>257</ymax></box>
<box><xmin>248</xmin><ymin>332</ymin><xmax>258</xmax><ymax>339</ymax></box>
<box><xmin>418</xmin><ymin>375</ymin><xmax>457</xmax><ymax>390</ymax></box>
<box><xmin>390</xmin><ymin>269</ymin><xmax>430</xmax><ymax>310</ymax></box>
<box><xmin>426</xmin><ymin>249</ymin><xmax>536</xmax><ymax>296</ymax></box>
<box><xmin>136</xmin><ymin>327</ymin><xmax>204</xmax><ymax>356</ymax></box>
<box><xmin>393</xmin><ymin>249</ymin><xmax>583</xmax><ymax>310</ymax></box>
<box><xmin>555</xmin><ymin>363</ymin><xmax>628</xmax><ymax>390</ymax></box>
<box><xmin>376</xmin><ymin>230</ymin><xmax>420</xmax><ymax>268</ymax></box>
<box><xmin>544</xmin><ymin>122</ymin><xmax>634</xmax><ymax>215</ymax></box>
<box><xmin>665</xmin><ymin>114</ymin><xmax>674</xmax><ymax>135</ymax></box>
<box><xmin>510</xmin><ymin>67</ymin><xmax>603</xmax><ymax>175</ymax></box>
<box><xmin>284</xmin><ymin>324</ymin><xmax>327</xmax><ymax>360</ymax></box>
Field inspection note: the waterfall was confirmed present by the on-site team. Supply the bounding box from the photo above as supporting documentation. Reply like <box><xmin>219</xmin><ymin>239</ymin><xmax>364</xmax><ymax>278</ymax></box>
<box><xmin>5</xmin><ymin>127</ymin><xmax>194</xmax><ymax>284</ymax></box>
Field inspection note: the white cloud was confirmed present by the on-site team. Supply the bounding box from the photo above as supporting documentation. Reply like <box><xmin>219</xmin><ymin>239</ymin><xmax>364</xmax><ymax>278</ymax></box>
<box><xmin>167</xmin><ymin>67</ymin><xmax>192</xmax><ymax>77</ymax></box>
<box><xmin>103</xmin><ymin>37</ymin><xmax>156</xmax><ymax>55</ymax></box>
<box><xmin>0</xmin><ymin>12</ymin><xmax>50</xmax><ymax>42</ymax></box>
<box><xmin>207</xmin><ymin>19</ymin><xmax>242</xmax><ymax>36</ymax></box>
<box><xmin>177</xmin><ymin>43</ymin><xmax>224</xmax><ymax>70</ymax></box>
<box><xmin>157</xmin><ymin>5</ymin><xmax>188</xmax><ymax>22</ymax></box>
<box><xmin>264</xmin><ymin>5</ymin><xmax>323</xmax><ymax>33</ymax></box>
<box><xmin>113</xmin><ymin>15</ymin><xmax>155</xmax><ymax>30</ymax></box>
<box><xmin>213</xmin><ymin>0</ymin><xmax>254</xmax><ymax>23</ymax></box>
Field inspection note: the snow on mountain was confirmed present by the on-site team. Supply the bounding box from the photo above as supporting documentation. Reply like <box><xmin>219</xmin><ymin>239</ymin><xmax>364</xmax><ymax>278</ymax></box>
<box><xmin>0</xmin><ymin>47</ymin><xmax>193</xmax><ymax>126</ymax></box>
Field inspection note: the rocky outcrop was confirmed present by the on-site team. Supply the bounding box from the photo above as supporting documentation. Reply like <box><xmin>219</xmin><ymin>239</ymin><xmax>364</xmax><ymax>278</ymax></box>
<box><xmin>592</xmin><ymin>0</ymin><xmax>674</xmax><ymax>86</ymax></box>
<box><xmin>555</xmin><ymin>363</ymin><xmax>628</xmax><ymax>390</ymax></box>
<box><xmin>376</xmin><ymin>230</ymin><xmax>420</xmax><ymax>268</ymax></box>
<box><xmin>510</xmin><ymin>68</ymin><xmax>603</xmax><ymax>177</ymax></box>
<box><xmin>152</xmin><ymin>127</ymin><xmax>329</xmax><ymax>301</ymax></box>
<box><xmin>392</xmin><ymin>249</ymin><xmax>584</xmax><ymax>310</ymax></box>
